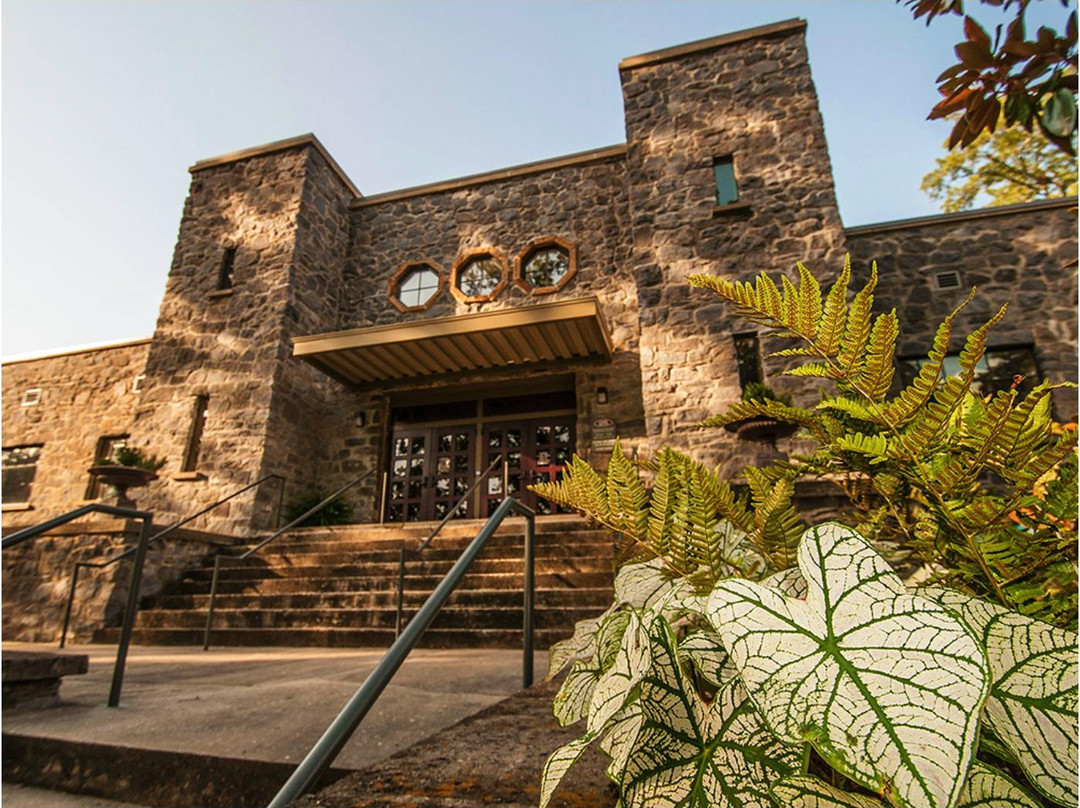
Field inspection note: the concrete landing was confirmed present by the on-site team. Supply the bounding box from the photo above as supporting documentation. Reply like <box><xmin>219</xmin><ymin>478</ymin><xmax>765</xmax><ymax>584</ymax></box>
<box><xmin>2</xmin><ymin>642</ymin><xmax>547</xmax><ymax>806</ymax></box>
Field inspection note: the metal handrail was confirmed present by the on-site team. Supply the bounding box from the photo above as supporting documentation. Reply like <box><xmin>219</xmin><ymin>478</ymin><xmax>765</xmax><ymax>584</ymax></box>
<box><xmin>267</xmin><ymin>495</ymin><xmax>536</xmax><ymax>808</ymax></box>
<box><xmin>58</xmin><ymin>473</ymin><xmax>287</xmax><ymax>648</ymax></box>
<box><xmin>202</xmin><ymin>469</ymin><xmax>375</xmax><ymax>650</ymax></box>
<box><xmin>395</xmin><ymin>455</ymin><xmax>504</xmax><ymax>637</ymax></box>
<box><xmin>2</xmin><ymin>503</ymin><xmax>155</xmax><ymax>707</ymax></box>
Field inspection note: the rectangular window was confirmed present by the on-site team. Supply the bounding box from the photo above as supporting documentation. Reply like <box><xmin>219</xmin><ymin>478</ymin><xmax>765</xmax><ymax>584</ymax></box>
<box><xmin>21</xmin><ymin>388</ymin><xmax>42</xmax><ymax>406</ymax></box>
<box><xmin>733</xmin><ymin>333</ymin><xmax>764</xmax><ymax>391</ymax></box>
<box><xmin>896</xmin><ymin>346</ymin><xmax>1041</xmax><ymax>398</ymax></box>
<box><xmin>3</xmin><ymin>445</ymin><xmax>43</xmax><ymax>505</ymax></box>
<box><xmin>182</xmin><ymin>395</ymin><xmax>209</xmax><ymax>472</ymax></box>
<box><xmin>86</xmin><ymin>435</ymin><xmax>128</xmax><ymax>499</ymax></box>
<box><xmin>713</xmin><ymin>156</ymin><xmax>739</xmax><ymax>206</ymax></box>
<box><xmin>217</xmin><ymin>247</ymin><xmax>237</xmax><ymax>290</ymax></box>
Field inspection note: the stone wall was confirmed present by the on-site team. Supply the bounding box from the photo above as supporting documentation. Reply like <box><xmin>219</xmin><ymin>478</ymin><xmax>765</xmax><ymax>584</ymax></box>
<box><xmin>2</xmin><ymin>340</ymin><xmax>150</xmax><ymax>528</ymax></box>
<box><xmin>619</xmin><ymin>20</ymin><xmax>849</xmax><ymax>475</ymax></box>
<box><xmin>848</xmin><ymin>198</ymin><xmax>1079</xmax><ymax>419</ymax></box>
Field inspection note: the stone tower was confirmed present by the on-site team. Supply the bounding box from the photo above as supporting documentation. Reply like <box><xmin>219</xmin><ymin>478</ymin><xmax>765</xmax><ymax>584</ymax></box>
<box><xmin>130</xmin><ymin>135</ymin><xmax>358</xmax><ymax>534</ymax></box>
<box><xmin>618</xmin><ymin>19</ymin><xmax>849</xmax><ymax>470</ymax></box>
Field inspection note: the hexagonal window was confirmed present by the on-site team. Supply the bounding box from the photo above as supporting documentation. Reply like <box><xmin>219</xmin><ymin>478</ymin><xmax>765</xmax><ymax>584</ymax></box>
<box><xmin>451</xmin><ymin>249</ymin><xmax>508</xmax><ymax>303</ymax></box>
<box><xmin>390</xmin><ymin>261</ymin><xmax>444</xmax><ymax>312</ymax></box>
<box><xmin>514</xmin><ymin>237</ymin><xmax>577</xmax><ymax>295</ymax></box>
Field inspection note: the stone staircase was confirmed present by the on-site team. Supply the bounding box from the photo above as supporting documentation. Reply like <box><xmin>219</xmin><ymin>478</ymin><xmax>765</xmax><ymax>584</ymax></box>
<box><xmin>95</xmin><ymin>515</ymin><xmax>615</xmax><ymax>649</ymax></box>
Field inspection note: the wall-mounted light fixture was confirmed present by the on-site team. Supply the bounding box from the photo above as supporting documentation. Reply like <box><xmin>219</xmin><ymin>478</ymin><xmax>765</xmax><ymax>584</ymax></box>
<box><xmin>597</xmin><ymin>386</ymin><xmax>608</xmax><ymax>404</ymax></box>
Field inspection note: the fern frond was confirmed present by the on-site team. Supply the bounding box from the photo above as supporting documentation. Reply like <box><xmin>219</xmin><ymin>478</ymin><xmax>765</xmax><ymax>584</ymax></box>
<box><xmin>781</xmin><ymin>274</ymin><xmax>800</xmax><ymax>332</ymax></box>
<box><xmin>767</xmin><ymin>347</ymin><xmax>821</xmax><ymax>358</ymax></box>
<box><xmin>532</xmin><ymin>454</ymin><xmax>609</xmax><ymax>523</ymax></box>
<box><xmin>606</xmin><ymin>438</ymin><xmax>649</xmax><ymax>539</ymax></box>
<box><xmin>646</xmin><ymin>449</ymin><xmax>676</xmax><ymax>555</ymax></box>
<box><xmin>836</xmin><ymin>263</ymin><xmax>878</xmax><ymax>369</ymax></box>
<box><xmin>853</xmin><ymin>310</ymin><xmax>899</xmax><ymax>401</ymax></box>
<box><xmin>883</xmin><ymin>289</ymin><xmax>974</xmax><ymax>425</ymax></box>
<box><xmin>835</xmin><ymin>432</ymin><xmax>891</xmax><ymax>463</ymax></box>
<box><xmin>815</xmin><ymin>395</ymin><xmax>884</xmax><ymax>423</ymax></box>
<box><xmin>817</xmin><ymin>255</ymin><xmax>851</xmax><ymax>355</ymax></box>
<box><xmin>796</xmin><ymin>262</ymin><xmax>822</xmax><ymax>340</ymax></box>
<box><xmin>784</xmin><ymin>362</ymin><xmax>845</xmax><ymax>379</ymax></box>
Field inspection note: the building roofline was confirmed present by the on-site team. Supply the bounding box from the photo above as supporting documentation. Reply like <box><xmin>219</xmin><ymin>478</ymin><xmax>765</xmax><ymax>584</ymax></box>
<box><xmin>2</xmin><ymin>337</ymin><xmax>152</xmax><ymax>366</ymax></box>
<box><xmin>351</xmin><ymin>144</ymin><xmax>628</xmax><ymax>208</ymax></box>
<box><xmin>618</xmin><ymin>18</ymin><xmax>807</xmax><ymax>71</ymax></box>
<box><xmin>189</xmin><ymin>133</ymin><xmax>362</xmax><ymax>199</ymax></box>
<box><xmin>844</xmin><ymin>196</ymin><xmax>1078</xmax><ymax>236</ymax></box>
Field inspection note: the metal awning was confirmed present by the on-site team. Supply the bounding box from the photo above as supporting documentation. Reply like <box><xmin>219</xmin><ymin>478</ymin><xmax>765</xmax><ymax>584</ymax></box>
<box><xmin>293</xmin><ymin>297</ymin><xmax>613</xmax><ymax>385</ymax></box>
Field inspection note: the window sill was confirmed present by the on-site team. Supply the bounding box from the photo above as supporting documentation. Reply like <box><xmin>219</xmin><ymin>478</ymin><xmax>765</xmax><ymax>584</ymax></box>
<box><xmin>2</xmin><ymin>502</ymin><xmax>34</xmax><ymax>512</ymax></box>
<box><xmin>712</xmin><ymin>202</ymin><xmax>752</xmax><ymax>217</ymax></box>
<box><xmin>208</xmin><ymin>289</ymin><xmax>234</xmax><ymax>299</ymax></box>
<box><xmin>172</xmin><ymin>471</ymin><xmax>207</xmax><ymax>482</ymax></box>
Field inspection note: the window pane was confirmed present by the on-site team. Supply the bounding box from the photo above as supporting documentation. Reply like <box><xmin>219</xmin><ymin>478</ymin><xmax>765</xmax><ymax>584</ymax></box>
<box><xmin>2</xmin><ymin>445</ymin><xmax>41</xmax><ymax>504</ymax></box>
<box><xmin>713</xmin><ymin>157</ymin><xmax>739</xmax><ymax>205</ymax></box>
<box><xmin>458</xmin><ymin>258</ymin><xmax>503</xmax><ymax>298</ymax></box>
<box><xmin>398</xmin><ymin>267</ymin><xmax>440</xmax><ymax>308</ymax></box>
<box><xmin>733</xmin><ymin>333</ymin><xmax>763</xmax><ymax>390</ymax></box>
<box><xmin>523</xmin><ymin>248</ymin><xmax>570</xmax><ymax>289</ymax></box>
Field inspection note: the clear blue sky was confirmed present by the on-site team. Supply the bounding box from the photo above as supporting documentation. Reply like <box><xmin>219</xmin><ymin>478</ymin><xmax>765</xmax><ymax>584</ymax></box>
<box><xmin>2</xmin><ymin>0</ymin><xmax>1068</xmax><ymax>357</ymax></box>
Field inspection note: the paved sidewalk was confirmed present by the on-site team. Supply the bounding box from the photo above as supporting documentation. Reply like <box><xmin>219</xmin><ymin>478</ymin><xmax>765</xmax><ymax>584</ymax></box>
<box><xmin>2</xmin><ymin>642</ymin><xmax>545</xmax><ymax>772</ymax></box>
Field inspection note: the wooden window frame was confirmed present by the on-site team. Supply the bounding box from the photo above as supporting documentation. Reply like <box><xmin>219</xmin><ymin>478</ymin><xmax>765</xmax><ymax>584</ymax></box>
<box><xmin>2</xmin><ymin>444</ymin><xmax>43</xmax><ymax>505</ymax></box>
<box><xmin>513</xmin><ymin>236</ymin><xmax>578</xmax><ymax>295</ymax></box>
<box><xmin>450</xmin><ymin>248</ymin><xmax>509</xmax><ymax>304</ymax></box>
<box><xmin>389</xmin><ymin>260</ymin><xmax>445</xmax><ymax>313</ymax></box>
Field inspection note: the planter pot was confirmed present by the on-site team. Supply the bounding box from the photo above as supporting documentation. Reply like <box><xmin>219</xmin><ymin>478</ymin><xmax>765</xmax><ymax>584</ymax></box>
<box><xmin>88</xmin><ymin>465</ymin><xmax>158</xmax><ymax>509</ymax></box>
<box><xmin>723</xmin><ymin>416</ymin><xmax>799</xmax><ymax>448</ymax></box>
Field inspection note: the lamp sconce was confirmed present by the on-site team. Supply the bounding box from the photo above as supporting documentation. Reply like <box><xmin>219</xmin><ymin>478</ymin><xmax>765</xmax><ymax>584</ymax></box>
<box><xmin>597</xmin><ymin>387</ymin><xmax>608</xmax><ymax>405</ymax></box>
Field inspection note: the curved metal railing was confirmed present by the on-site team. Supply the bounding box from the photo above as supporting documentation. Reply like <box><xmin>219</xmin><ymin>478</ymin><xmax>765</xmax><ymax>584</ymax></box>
<box><xmin>267</xmin><ymin>494</ymin><xmax>536</xmax><ymax>808</ymax></box>
<box><xmin>394</xmin><ymin>455</ymin><xmax>505</xmax><ymax>636</ymax></box>
<box><xmin>2</xmin><ymin>503</ymin><xmax>155</xmax><ymax>707</ymax></box>
<box><xmin>58</xmin><ymin>473</ymin><xmax>287</xmax><ymax>648</ymax></box>
<box><xmin>202</xmin><ymin>469</ymin><xmax>375</xmax><ymax>649</ymax></box>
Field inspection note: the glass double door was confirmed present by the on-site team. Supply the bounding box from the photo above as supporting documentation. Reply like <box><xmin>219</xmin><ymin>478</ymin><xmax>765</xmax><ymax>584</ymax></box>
<box><xmin>386</xmin><ymin>414</ymin><xmax>575</xmax><ymax>522</ymax></box>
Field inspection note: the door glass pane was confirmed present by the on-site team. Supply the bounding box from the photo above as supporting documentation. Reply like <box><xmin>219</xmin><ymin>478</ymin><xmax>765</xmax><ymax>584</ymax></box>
<box><xmin>437</xmin><ymin>456</ymin><xmax>451</xmax><ymax>474</ymax></box>
<box><xmin>393</xmin><ymin>459</ymin><xmax>407</xmax><ymax>477</ymax></box>
<box><xmin>435</xmin><ymin>477</ymin><xmax>450</xmax><ymax>496</ymax></box>
<box><xmin>455</xmin><ymin>433</ymin><xmax>469</xmax><ymax>451</ymax></box>
<box><xmin>536</xmin><ymin>426</ymin><xmax>551</xmax><ymax>444</ymax></box>
<box><xmin>488</xmin><ymin>430</ymin><xmax>502</xmax><ymax>448</ymax></box>
<box><xmin>395</xmin><ymin>438</ymin><xmax>409</xmax><ymax>456</ymax></box>
<box><xmin>408</xmin><ymin>479</ymin><xmax>423</xmax><ymax>498</ymax></box>
<box><xmin>454</xmin><ymin>478</ymin><xmax>468</xmax><ymax>495</ymax></box>
<box><xmin>537</xmin><ymin>450</ymin><xmax>551</xmax><ymax>466</ymax></box>
<box><xmin>454</xmin><ymin>455</ymin><xmax>469</xmax><ymax>473</ymax></box>
<box><xmin>554</xmin><ymin>425</ymin><xmax>571</xmax><ymax>444</ymax></box>
<box><xmin>555</xmin><ymin>447</ymin><xmax>569</xmax><ymax>465</ymax></box>
<box><xmin>391</xmin><ymin>481</ymin><xmax>404</xmax><ymax>500</ymax></box>
<box><xmin>435</xmin><ymin>502</ymin><xmax>449</xmax><ymax>519</ymax></box>
<box><xmin>439</xmin><ymin>433</ymin><xmax>453</xmax><ymax>452</ymax></box>
<box><xmin>388</xmin><ymin>504</ymin><xmax>403</xmax><ymax>521</ymax></box>
<box><xmin>407</xmin><ymin>503</ymin><xmax>420</xmax><ymax>521</ymax></box>
<box><xmin>507</xmin><ymin>452</ymin><xmax>521</xmax><ymax>469</ymax></box>
<box><xmin>410</xmin><ymin>457</ymin><xmax>424</xmax><ymax>475</ymax></box>
<box><xmin>507</xmin><ymin>430</ymin><xmax>521</xmax><ymax>448</ymax></box>
<box><xmin>411</xmin><ymin>436</ymin><xmax>425</xmax><ymax>455</ymax></box>
<box><xmin>488</xmin><ymin>477</ymin><xmax>503</xmax><ymax>495</ymax></box>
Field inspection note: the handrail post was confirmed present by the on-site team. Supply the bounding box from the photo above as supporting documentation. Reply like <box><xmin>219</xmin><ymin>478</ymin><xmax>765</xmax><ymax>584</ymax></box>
<box><xmin>274</xmin><ymin>475</ymin><xmax>287</xmax><ymax>529</ymax></box>
<box><xmin>203</xmin><ymin>554</ymin><xmax>223</xmax><ymax>651</ymax></box>
<box><xmin>503</xmin><ymin>460</ymin><xmax>509</xmax><ymax>504</ymax></box>
<box><xmin>395</xmin><ymin>547</ymin><xmax>406</xmax><ymax>638</ymax></box>
<box><xmin>520</xmin><ymin>505</ymin><xmax>535</xmax><ymax>689</ymax></box>
<box><xmin>59</xmin><ymin>563</ymin><xmax>84</xmax><ymax>649</ymax></box>
<box><xmin>379</xmin><ymin>471</ymin><xmax>388</xmax><ymax>525</ymax></box>
<box><xmin>108</xmin><ymin>515</ymin><xmax>153</xmax><ymax>707</ymax></box>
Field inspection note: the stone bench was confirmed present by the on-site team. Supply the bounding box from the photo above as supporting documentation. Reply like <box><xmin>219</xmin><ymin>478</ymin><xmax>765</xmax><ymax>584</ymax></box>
<box><xmin>2</xmin><ymin>650</ymin><xmax>89</xmax><ymax>710</ymax></box>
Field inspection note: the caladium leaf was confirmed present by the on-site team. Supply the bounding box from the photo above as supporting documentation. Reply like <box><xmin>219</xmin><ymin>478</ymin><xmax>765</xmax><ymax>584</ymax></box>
<box><xmin>761</xmin><ymin>566</ymin><xmax>808</xmax><ymax>598</ymax></box>
<box><xmin>543</xmin><ymin>611</ymin><xmax>652</xmax><ymax>804</ymax></box>
<box><xmin>599</xmin><ymin>703</ymin><xmax>644</xmax><ymax>781</ymax></box>
<box><xmin>547</xmin><ymin>605</ymin><xmax>615</xmax><ymax>679</ymax></box>
<box><xmin>923</xmin><ymin>587</ymin><xmax>1079</xmax><ymax>807</ymax></box>
<box><xmin>677</xmin><ymin>629</ymin><xmax>735</xmax><ymax>689</ymax></box>
<box><xmin>553</xmin><ymin>610</ymin><xmax>631</xmax><ymax>727</ymax></box>
<box><xmin>707</xmin><ymin>522</ymin><xmax>989</xmax><ymax>808</ymax></box>
<box><xmin>619</xmin><ymin>616</ymin><xmax>801</xmax><ymax>807</ymax></box>
<box><xmin>771</xmin><ymin>762</ymin><xmax>1040</xmax><ymax>808</ymax></box>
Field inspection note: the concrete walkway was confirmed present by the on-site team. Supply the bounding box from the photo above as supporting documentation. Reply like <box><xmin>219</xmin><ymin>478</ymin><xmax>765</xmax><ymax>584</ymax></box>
<box><xmin>3</xmin><ymin>642</ymin><xmax>546</xmax><ymax>805</ymax></box>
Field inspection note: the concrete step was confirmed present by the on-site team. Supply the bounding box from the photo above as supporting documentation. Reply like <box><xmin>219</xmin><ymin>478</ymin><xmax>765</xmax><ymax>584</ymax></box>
<box><xmin>163</xmin><ymin>570</ymin><xmax>614</xmax><ymax>596</ymax></box>
<box><xmin>239</xmin><ymin>539</ymin><xmax>616</xmax><ymax>567</ymax></box>
<box><xmin>93</xmin><ymin>626</ymin><xmax>578</xmax><ymax>648</ymax></box>
<box><xmin>133</xmin><ymin>605</ymin><xmax>603</xmax><ymax>631</ymax></box>
<box><xmin>153</xmin><ymin>586</ymin><xmax>614</xmax><ymax>611</ymax></box>
<box><xmin>178</xmin><ymin>556</ymin><xmax>612</xmax><ymax>582</ymax></box>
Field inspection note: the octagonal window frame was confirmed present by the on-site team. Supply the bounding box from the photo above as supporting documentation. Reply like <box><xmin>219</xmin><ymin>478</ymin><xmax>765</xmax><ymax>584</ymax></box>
<box><xmin>389</xmin><ymin>260</ymin><xmax>445</xmax><ymax>313</ymax></box>
<box><xmin>514</xmin><ymin>236</ymin><xmax>577</xmax><ymax>296</ymax></box>
<box><xmin>450</xmin><ymin>248</ymin><xmax>509</xmax><ymax>304</ymax></box>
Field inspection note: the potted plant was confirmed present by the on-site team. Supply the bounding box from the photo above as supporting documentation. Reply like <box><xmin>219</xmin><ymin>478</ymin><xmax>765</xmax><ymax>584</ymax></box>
<box><xmin>89</xmin><ymin>446</ymin><xmax>166</xmax><ymax>507</ymax></box>
<box><xmin>723</xmin><ymin>381</ymin><xmax>799</xmax><ymax>446</ymax></box>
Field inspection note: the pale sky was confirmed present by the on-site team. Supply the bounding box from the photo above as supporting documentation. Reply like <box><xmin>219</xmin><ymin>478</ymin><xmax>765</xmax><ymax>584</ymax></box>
<box><xmin>3</xmin><ymin>0</ymin><xmax>1069</xmax><ymax>357</ymax></box>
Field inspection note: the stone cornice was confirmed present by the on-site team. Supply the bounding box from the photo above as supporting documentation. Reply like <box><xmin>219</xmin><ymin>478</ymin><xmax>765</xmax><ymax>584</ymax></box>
<box><xmin>2</xmin><ymin>337</ymin><xmax>152</xmax><ymax>366</ymax></box>
<box><xmin>351</xmin><ymin>144</ymin><xmax>628</xmax><ymax>208</ymax></box>
<box><xmin>618</xmin><ymin>19</ymin><xmax>807</xmax><ymax>71</ymax></box>
<box><xmin>189</xmin><ymin>133</ymin><xmax>362</xmax><ymax>199</ymax></box>
<box><xmin>844</xmin><ymin>197</ymin><xmax>1078</xmax><ymax>237</ymax></box>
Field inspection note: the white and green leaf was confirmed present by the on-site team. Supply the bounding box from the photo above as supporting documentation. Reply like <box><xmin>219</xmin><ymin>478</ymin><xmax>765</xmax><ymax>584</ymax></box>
<box><xmin>771</xmin><ymin>763</ymin><xmax>1040</xmax><ymax>808</ymax></box>
<box><xmin>547</xmin><ymin>605</ymin><xmax>615</xmax><ymax>679</ymax></box>
<box><xmin>924</xmin><ymin>587</ymin><xmax>1079</xmax><ymax>807</ymax></box>
<box><xmin>619</xmin><ymin>617</ymin><xmax>801</xmax><ymax>807</ymax></box>
<box><xmin>677</xmin><ymin>629</ymin><xmax>735</xmax><ymax>690</ymax></box>
<box><xmin>707</xmin><ymin>522</ymin><xmax>990</xmax><ymax>808</ymax></box>
<box><xmin>540</xmin><ymin>733</ymin><xmax>596</xmax><ymax>808</ymax></box>
<box><xmin>553</xmin><ymin>610</ymin><xmax>631</xmax><ymax>727</ymax></box>
<box><xmin>599</xmin><ymin>703</ymin><xmax>644</xmax><ymax>782</ymax></box>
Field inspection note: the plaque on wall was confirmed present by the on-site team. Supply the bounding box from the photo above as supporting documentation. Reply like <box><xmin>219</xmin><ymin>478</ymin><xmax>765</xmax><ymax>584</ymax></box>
<box><xmin>592</xmin><ymin>417</ymin><xmax>617</xmax><ymax>451</ymax></box>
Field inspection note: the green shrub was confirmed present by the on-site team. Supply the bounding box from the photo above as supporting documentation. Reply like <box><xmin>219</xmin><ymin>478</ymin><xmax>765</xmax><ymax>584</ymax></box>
<box><xmin>97</xmin><ymin>446</ymin><xmax>166</xmax><ymax>472</ymax></box>
<box><xmin>534</xmin><ymin>258</ymin><xmax>1077</xmax><ymax>808</ymax></box>
<box><xmin>284</xmin><ymin>491</ymin><xmax>354</xmax><ymax>527</ymax></box>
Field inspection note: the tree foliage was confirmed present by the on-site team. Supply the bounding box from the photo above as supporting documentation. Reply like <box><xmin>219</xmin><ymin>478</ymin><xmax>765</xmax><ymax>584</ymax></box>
<box><xmin>903</xmin><ymin>0</ymin><xmax>1078</xmax><ymax>154</ymax></box>
<box><xmin>922</xmin><ymin>123</ymin><xmax>1079</xmax><ymax>210</ymax></box>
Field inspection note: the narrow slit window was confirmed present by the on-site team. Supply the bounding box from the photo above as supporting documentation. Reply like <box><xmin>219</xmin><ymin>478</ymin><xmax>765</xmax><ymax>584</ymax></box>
<box><xmin>733</xmin><ymin>333</ymin><xmax>763</xmax><ymax>391</ymax></box>
<box><xmin>182</xmin><ymin>395</ymin><xmax>209</xmax><ymax>472</ymax></box>
<box><xmin>217</xmin><ymin>247</ymin><xmax>237</xmax><ymax>290</ymax></box>
<box><xmin>713</xmin><ymin>156</ymin><xmax>739</xmax><ymax>206</ymax></box>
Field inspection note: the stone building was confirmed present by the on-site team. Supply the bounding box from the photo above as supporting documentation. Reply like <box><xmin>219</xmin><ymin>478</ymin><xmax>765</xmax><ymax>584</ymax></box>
<box><xmin>4</xmin><ymin>18</ymin><xmax>1077</xmax><ymax>543</ymax></box>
